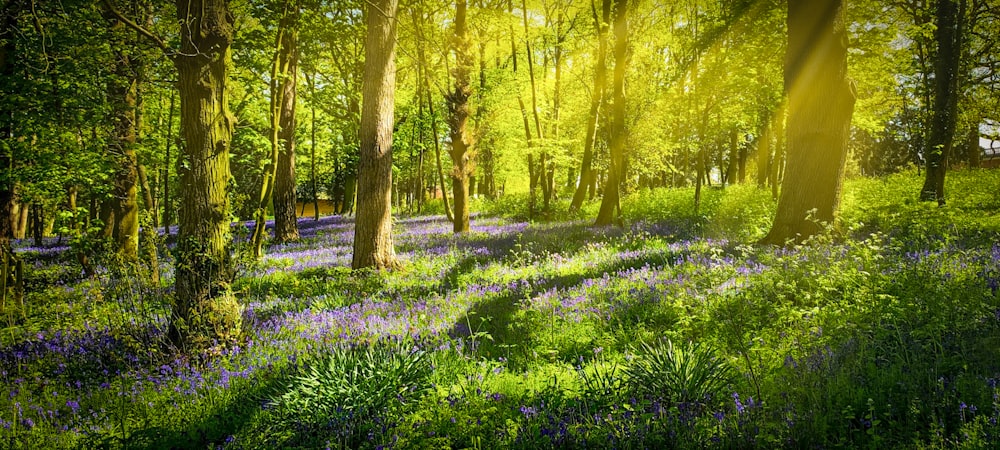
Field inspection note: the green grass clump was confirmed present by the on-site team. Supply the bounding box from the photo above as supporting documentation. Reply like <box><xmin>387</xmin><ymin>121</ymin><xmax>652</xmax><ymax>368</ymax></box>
<box><xmin>625</xmin><ymin>339</ymin><xmax>735</xmax><ymax>406</ymax></box>
<box><xmin>258</xmin><ymin>340</ymin><xmax>432</xmax><ymax>449</ymax></box>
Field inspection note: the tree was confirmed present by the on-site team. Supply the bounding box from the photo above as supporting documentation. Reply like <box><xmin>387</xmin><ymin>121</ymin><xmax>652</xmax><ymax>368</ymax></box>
<box><xmin>101</xmin><ymin>3</ymin><xmax>143</xmax><ymax>260</ymax></box>
<box><xmin>0</xmin><ymin>0</ymin><xmax>19</xmax><ymax>252</ymax></box>
<box><xmin>919</xmin><ymin>0</ymin><xmax>963</xmax><ymax>204</ymax></box>
<box><xmin>272</xmin><ymin>0</ymin><xmax>301</xmax><ymax>242</ymax></box>
<box><xmin>105</xmin><ymin>0</ymin><xmax>243</xmax><ymax>348</ymax></box>
<box><xmin>170</xmin><ymin>0</ymin><xmax>242</xmax><ymax>347</ymax></box>
<box><xmin>251</xmin><ymin>0</ymin><xmax>301</xmax><ymax>258</ymax></box>
<box><xmin>760</xmin><ymin>0</ymin><xmax>856</xmax><ymax>245</ymax></box>
<box><xmin>352</xmin><ymin>0</ymin><xmax>399</xmax><ymax>270</ymax></box>
<box><xmin>446</xmin><ymin>0</ymin><xmax>474</xmax><ymax>233</ymax></box>
<box><xmin>594</xmin><ymin>0</ymin><xmax>627</xmax><ymax>227</ymax></box>
<box><xmin>570</xmin><ymin>0</ymin><xmax>610</xmax><ymax>212</ymax></box>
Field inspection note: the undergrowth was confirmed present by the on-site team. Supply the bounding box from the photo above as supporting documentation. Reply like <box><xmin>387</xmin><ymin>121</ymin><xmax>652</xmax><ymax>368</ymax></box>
<box><xmin>1</xmin><ymin>169</ymin><xmax>999</xmax><ymax>449</ymax></box>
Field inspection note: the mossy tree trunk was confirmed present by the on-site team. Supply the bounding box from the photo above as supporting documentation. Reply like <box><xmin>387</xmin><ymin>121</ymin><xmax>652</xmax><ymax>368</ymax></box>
<box><xmin>169</xmin><ymin>0</ymin><xmax>242</xmax><ymax>349</ymax></box>
<box><xmin>760</xmin><ymin>0</ymin><xmax>856</xmax><ymax>245</ymax></box>
<box><xmin>352</xmin><ymin>0</ymin><xmax>399</xmax><ymax>271</ymax></box>
<box><xmin>104</xmin><ymin>10</ymin><xmax>141</xmax><ymax>260</ymax></box>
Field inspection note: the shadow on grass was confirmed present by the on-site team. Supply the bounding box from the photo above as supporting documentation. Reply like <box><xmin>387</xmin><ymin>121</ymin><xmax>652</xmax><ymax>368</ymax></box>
<box><xmin>447</xmin><ymin>243</ymin><xmax>704</xmax><ymax>370</ymax></box>
<box><xmin>96</xmin><ymin>369</ymin><xmax>288</xmax><ymax>450</ymax></box>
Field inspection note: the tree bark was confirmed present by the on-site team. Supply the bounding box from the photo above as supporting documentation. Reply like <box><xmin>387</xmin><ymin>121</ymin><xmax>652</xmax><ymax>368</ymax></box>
<box><xmin>252</xmin><ymin>1</ymin><xmax>300</xmax><ymax>257</ymax></box>
<box><xmin>307</xmin><ymin>71</ymin><xmax>320</xmax><ymax>220</ymax></box>
<box><xmin>521</xmin><ymin>0</ymin><xmax>547</xmax><ymax>212</ymax></box>
<box><xmin>725</xmin><ymin>129</ymin><xmax>739</xmax><ymax>185</ymax></box>
<box><xmin>169</xmin><ymin>0</ymin><xmax>242</xmax><ymax>349</ymax></box>
<box><xmin>760</xmin><ymin>0</ymin><xmax>856</xmax><ymax>245</ymax></box>
<box><xmin>427</xmin><ymin>87</ymin><xmax>453</xmax><ymax>222</ymax></box>
<box><xmin>770</xmin><ymin>103</ymin><xmax>786</xmax><ymax>200</ymax></box>
<box><xmin>475</xmin><ymin>39</ymin><xmax>495</xmax><ymax>200</ymax></box>
<box><xmin>0</xmin><ymin>0</ymin><xmax>18</xmax><ymax>252</ymax></box>
<box><xmin>162</xmin><ymin>91</ymin><xmax>175</xmax><ymax>235</ymax></box>
<box><xmin>966</xmin><ymin>124</ymin><xmax>980</xmax><ymax>168</ymax></box>
<box><xmin>273</xmin><ymin>1</ymin><xmax>300</xmax><ymax>242</ymax></box>
<box><xmin>756</xmin><ymin>119</ymin><xmax>771</xmax><ymax>188</ymax></box>
<box><xmin>446</xmin><ymin>0</ymin><xmax>474</xmax><ymax>233</ymax></box>
<box><xmin>104</xmin><ymin>10</ymin><xmax>141</xmax><ymax>260</ymax></box>
<box><xmin>594</xmin><ymin>0</ymin><xmax>627</xmax><ymax>227</ymax></box>
<box><xmin>919</xmin><ymin>0</ymin><xmax>963</xmax><ymax>204</ymax></box>
<box><xmin>352</xmin><ymin>0</ymin><xmax>399</xmax><ymax>271</ymax></box>
<box><xmin>137</xmin><ymin>164</ymin><xmax>160</xmax><ymax>283</ymax></box>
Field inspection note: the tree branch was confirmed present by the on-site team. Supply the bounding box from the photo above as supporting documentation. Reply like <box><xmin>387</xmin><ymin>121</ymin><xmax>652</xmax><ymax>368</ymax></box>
<box><xmin>100</xmin><ymin>0</ymin><xmax>173</xmax><ymax>58</ymax></box>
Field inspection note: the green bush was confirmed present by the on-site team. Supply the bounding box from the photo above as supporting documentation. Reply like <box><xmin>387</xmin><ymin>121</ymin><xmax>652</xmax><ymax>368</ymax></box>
<box><xmin>268</xmin><ymin>340</ymin><xmax>432</xmax><ymax>448</ymax></box>
<box><xmin>625</xmin><ymin>339</ymin><xmax>735</xmax><ymax>406</ymax></box>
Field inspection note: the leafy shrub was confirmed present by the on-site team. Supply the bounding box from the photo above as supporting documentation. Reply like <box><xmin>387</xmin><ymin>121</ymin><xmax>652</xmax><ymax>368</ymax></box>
<box><xmin>625</xmin><ymin>339</ymin><xmax>734</xmax><ymax>406</ymax></box>
<box><xmin>477</xmin><ymin>194</ymin><xmax>599</xmax><ymax>222</ymax></box>
<box><xmin>269</xmin><ymin>340</ymin><xmax>433</xmax><ymax>448</ymax></box>
<box><xmin>711</xmin><ymin>184</ymin><xmax>776</xmax><ymax>240</ymax></box>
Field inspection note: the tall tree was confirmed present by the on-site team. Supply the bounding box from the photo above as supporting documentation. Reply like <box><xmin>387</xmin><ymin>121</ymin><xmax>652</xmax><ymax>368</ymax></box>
<box><xmin>594</xmin><ymin>0</ymin><xmax>627</xmax><ymax>227</ymax></box>
<box><xmin>251</xmin><ymin>0</ymin><xmax>300</xmax><ymax>258</ymax></box>
<box><xmin>570</xmin><ymin>0</ymin><xmax>610</xmax><ymax>212</ymax></box>
<box><xmin>919</xmin><ymin>0</ymin><xmax>963</xmax><ymax>204</ymax></box>
<box><xmin>272</xmin><ymin>0</ymin><xmax>301</xmax><ymax>242</ymax></box>
<box><xmin>446</xmin><ymin>0</ymin><xmax>474</xmax><ymax>233</ymax></box>
<box><xmin>760</xmin><ymin>0</ymin><xmax>856</xmax><ymax>244</ymax></box>
<box><xmin>352</xmin><ymin>0</ymin><xmax>399</xmax><ymax>270</ymax></box>
<box><xmin>102</xmin><ymin>3</ymin><xmax>142</xmax><ymax>260</ymax></box>
<box><xmin>171</xmin><ymin>0</ymin><xmax>241</xmax><ymax>347</ymax></box>
<box><xmin>105</xmin><ymin>0</ymin><xmax>243</xmax><ymax>348</ymax></box>
<box><xmin>0</xmin><ymin>0</ymin><xmax>19</xmax><ymax>252</ymax></box>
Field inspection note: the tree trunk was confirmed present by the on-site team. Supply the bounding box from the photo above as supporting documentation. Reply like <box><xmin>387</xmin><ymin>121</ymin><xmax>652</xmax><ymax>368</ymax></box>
<box><xmin>273</xmin><ymin>2</ymin><xmax>300</xmax><ymax>242</ymax></box>
<box><xmin>105</xmin><ymin>12</ymin><xmax>141</xmax><ymax>260</ymax></box>
<box><xmin>342</xmin><ymin>173</ymin><xmax>356</xmax><ymax>215</ymax></box>
<box><xmin>137</xmin><ymin>164</ymin><xmax>160</xmax><ymax>283</ymax></box>
<box><xmin>427</xmin><ymin>88</ymin><xmax>453</xmax><ymax>221</ymax></box>
<box><xmin>162</xmin><ymin>91</ymin><xmax>175</xmax><ymax>235</ymax></box>
<box><xmin>446</xmin><ymin>0</ymin><xmax>474</xmax><ymax>233</ymax></box>
<box><xmin>0</xmin><ymin>0</ymin><xmax>16</xmax><ymax>252</ymax></box>
<box><xmin>725</xmin><ymin>129</ymin><xmax>739</xmax><ymax>185</ymax></box>
<box><xmin>756</xmin><ymin>120</ymin><xmax>771</xmax><ymax>188</ymax></box>
<box><xmin>169</xmin><ymin>0</ymin><xmax>242</xmax><ymax>349</ymax></box>
<box><xmin>594</xmin><ymin>0</ymin><xmax>627</xmax><ymax>227</ymax></box>
<box><xmin>522</xmin><ymin>0</ymin><xmax>547</xmax><ymax>211</ymax></box>
<box><xmin>252</xmin><ymin>2</ymin><xmax>299</xmax><ymax>257</ymax></box>
<box><xmin>475</xmin><ymin>40</ymin><xmax>495</xmax><ymax>200</ymax></box>
<box><xmin>966</xmin><ymin>124</ymin><xmax>980</xmax><ymax>168</ymax></box>
<box><xmin>352</xmin><ymin>0</ymin><xmax>399</xmax><ymax>271</ymax></box>
<box><xmin>30</xmin><ymin>203</ymin><xmax>42</xmax><ymax>247</ymax></box>
<box><xmin>760</xmin><ymin>0</ymin><xmax>856</xmax><ymax>245</ymax></box>
<box><xmin>694</xmin><ymin>147</ymin><xmax>705</xmax><ymax>212</ymax></box>
<box><xmin>919</xmin><ymin>0</ymin><xmax>963</xmax><ymax>204</ymax></box>
<box><xmin>307</xmin><ymin>72</ymin><xmax>320</xmax><ymax>220</ymax></box>
<box><xmin>737</xmin><ymin>135</ymin><xmax>747</xmax><ymax>183</ymax></box>
<box><xmin>770</xmin><ymin>103</ymin><xmax>786</xmax><ymax>200</ymax></box>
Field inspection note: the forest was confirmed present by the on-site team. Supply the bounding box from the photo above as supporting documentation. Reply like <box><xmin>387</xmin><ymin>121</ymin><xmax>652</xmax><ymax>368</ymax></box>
<box><xmin>1</xmin><ymin>0</ymin><xmax>999</xmax><ymax>448</ymax></box>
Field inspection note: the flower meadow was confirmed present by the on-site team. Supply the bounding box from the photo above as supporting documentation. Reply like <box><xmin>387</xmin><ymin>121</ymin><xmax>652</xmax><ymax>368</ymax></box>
<box><xmin>2</xmin><ymin>169</ymin><xmax>1000</xmax><ymax>449</ymax></box>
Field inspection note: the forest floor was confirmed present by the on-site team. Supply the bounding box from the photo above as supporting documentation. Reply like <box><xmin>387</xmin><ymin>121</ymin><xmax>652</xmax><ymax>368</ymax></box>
<box><xmin>2</xmin><ymin>169</ymin><xmax>1000</xmax><ymax>449</ymax></box>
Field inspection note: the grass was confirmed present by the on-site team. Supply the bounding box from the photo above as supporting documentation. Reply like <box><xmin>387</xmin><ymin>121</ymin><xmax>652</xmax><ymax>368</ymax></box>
<box><xmin>1</xmin><ymin>168</ymin><xmax>999</xmax><ymax>448</ymax></box>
